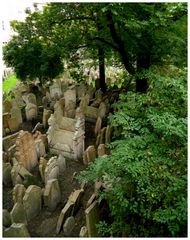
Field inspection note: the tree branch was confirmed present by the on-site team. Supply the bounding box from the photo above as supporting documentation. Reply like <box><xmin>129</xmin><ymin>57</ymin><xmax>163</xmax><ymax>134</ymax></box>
<box><xmin>92</xmin><ymin>36</ymin><xmax>119</xmax><ymax>51</ymax></box>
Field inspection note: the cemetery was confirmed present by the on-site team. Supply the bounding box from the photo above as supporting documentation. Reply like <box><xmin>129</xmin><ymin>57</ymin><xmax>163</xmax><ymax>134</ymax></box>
<box><xmin>2</xmin><ymin>2</ymin><xmax>187</xmax><ymax>238</ymax></box>
<box><xmin>3</xmin><ymin>79</ymin><xmax>113</xmax><ymax>237</ymax></box>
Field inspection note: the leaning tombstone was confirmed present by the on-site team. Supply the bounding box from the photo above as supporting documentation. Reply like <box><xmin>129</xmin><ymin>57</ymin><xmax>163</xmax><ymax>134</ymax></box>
<box><xmin>63</xmin><ymin>216</ymin><xmax>75</xmax><ymax>237</ymax></box>
<box><xmin>97</xmin><ymin>144</ymin><xmax>106</xmax><ymax>157</ymax></box>
<box><xmin>25</xmin><ymin>103</ymin><xmax>37</xmax><ymax>121</ymax></box>
<box><xmin>39</xmin><ymin>157</ymin><xmax>47</xmax><ymax>182</ymax></box>
<box><xmin>85</xmin><ymin>200</ymin><xmax>100</xmax><ymax>237</ymax></box>
<box><xmin>13</xmin><ymin>184</ymin><xmax>26</xmax><ymax>204</ymax></box>
<box><xmin>44</xmin><ymin>156</ymin><xmax>59</xmax><ymax>184</ymax></box>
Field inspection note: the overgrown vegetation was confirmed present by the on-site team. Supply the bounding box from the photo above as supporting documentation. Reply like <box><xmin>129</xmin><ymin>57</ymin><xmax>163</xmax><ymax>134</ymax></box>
<box><xmin>78</xmin><ymin>66</ymin><xmax>187</xmax><ymax>237</ymax></box>
<box><xmin>3</xmin><ymin>73</ymin><xmax>18</xmax><ymax>93</ymax></box>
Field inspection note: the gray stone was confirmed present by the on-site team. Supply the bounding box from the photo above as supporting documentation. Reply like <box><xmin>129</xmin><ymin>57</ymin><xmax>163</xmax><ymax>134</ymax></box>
<box><xmin>44</xmin><ymin>157</ymin><xmax>59</xmax><ymax>184</ymax></box>
<box><xmin>79</xmin><ymin>226</ymin><xmax>88</xmax><ymax>237</ymax></box>
<box><xmin>3</xmin><ymin>209</ymin><xmax>12</xmax><ymax>227</ymax></box>
<box><xmin>43</xmin><ymin>179</ymin><xmax>61</xmax><ymax>211</ymax></box>
<box><xmin>63</xmin><ymin>216</ymin><xmax>75</xmax><ymax>236</ymax></box>
<box><xmin>23</xmin><ymin>185</ymin><xmax>42</xmax><ymax>221</ymax></box>
<box><xmin>94</xmin><ymin>116</ymin><xmax>102</xmax><ymax>136</ymax></box>
<box><xmin>10</xmin><ymin>203</ymin><xmax>27</xmax><ymax>224</ymax></box>
<box><xmin>57</xmin><ymin>154</ymin><xmax>66</xmax><ymax>174</ymax></box>
<box><xmin>25</xmin><ymin>102</ymin><xmax>37</xmax><ymax>121</ymax></box>
<box><xmin>39</xmin><ymin>157</ymin><xmax>47</xmax><ymax>182</ymax></box>
<box><xmin>85</xmin><ymin>200</ymin><xmax>100</xmax><ymax>237</ymax></box>
<box><xmin>56</xmin><ymin>201</ymin><xmax>74</xmax><ymax>234</ymax></box>
<box><xmin>13</xmin><ymin>184</ymin><xmax>26</xmax><ymax>204</ymax></box>
<box><xmin>3</xmin><ymin>223</ymin><xmax>30</xmax><ymax>237</ymax></box>
<box><xmin>98</xmin><ymin>102</ymin><xmax>107</xmax><ymax>119</ymax></box>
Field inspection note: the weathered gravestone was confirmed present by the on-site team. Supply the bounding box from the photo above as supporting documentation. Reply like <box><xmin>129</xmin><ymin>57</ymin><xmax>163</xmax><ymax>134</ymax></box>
<box><xmin>64</xmin><ymin>88</ymin><xmax>76</xmax><ymax>110</ymax></box>
<box><xmin>44</xmin><ymin>157</ymin><xmax>59</xmax><ymax>184</ymax></box>
<box><xmin>85</xmin><ymin>200</ymin><xmax>100</xmax><ymax>237</ymax></box>
<box><xmin>10</xmin><ymin>106</ymin><xmax>23</xmax><ymax>125</ymax></box>
<box><xmin>79</xmin><ymin>226</ymin><xmax>88</xmax><ymax>237</ymax></box>
<box><xmin>64</xmin><ymin>100</ymin><xmax>76</xmax><ymax>118</ymax></box>
<box><xmin>49</xmin><ymin>81</ymin><xmax>62</xmax><ymax>99</ymax></box>
<box><xmin>94</xmin><ymin>116</ymin><xmax>102</xmax><ymax>136</ymax></box>
<box><xmin>14</xmin><ymin>131</ymin><xmax>38</xmax><ymax>171</ymax></box>
<box><xmin>25</xmin><ymin>102</ymin><xmax>37</xmax><ymax>121</ymax></box>
<box><xmin>97</xmin><ymin>144</ymin><xmax>106</xmax><ymax>157</ymax></box>
<box><xmin>77</xmin><ymin>83</ymin><xmax>87</xmax><ymax>100</ymax></box>
<box><xmin>23</xmin><ymin>185</ymin><xmax>42</xmax><ymax>221</ymax></box>
<box><xmin>63</xmin><ymin>216</ymin><xmax>75</xmax><ymax>237</ymax></box>
<box><xmin>35</xmin><ymin>138</ymin><xmax>46</xmax><ymax>159</ymax></box>
<box><xmin>10</xmin><ymin>202</ymin><xmax>27</xmax><ymax>225</ymax></box>
<box><xmin>57</xmin><ymin>154</ymin><xmax>66</xmax><ymax>174</ymax></box>
<box><xmin>105</xmin><ymin>125</ymin><xmax>113</xmax><ymax>144</ymax></box>
<box><xmin>83</xmin><ymin>145</ymin><xmax>96</xmax><ymax>165</ymax></box>
<box><xmin>27</xmin><ymin>93</ymin><xmax>37</xmax><ymax>105</ymax></box>
<box><xmin>98</xmin><ymin>102</ymin><xmax>107</xmax><ymax>119</ymax></box>
<box><xmin>79</xmin><ymin>94</ymin><xmax>90</xmax><ymax>111</ymax></box>
<box><xmin>8</xmin><ymin>117</ymin><xmax>20</xmax><ymax>132</ymax></box>
<box><xmin>43</xmin><ymin>179</ymin><xmax>61</xmax><ymax>211</ymax></box>
<box><xmin>3</xmin><ymin>223</ymin><xmax>30</xmax><ymax>237</ymax></box>
<box><xmin>13</xmin><ymin>184</ymin><xmax>26</xmax><ymax>204</ymax></box>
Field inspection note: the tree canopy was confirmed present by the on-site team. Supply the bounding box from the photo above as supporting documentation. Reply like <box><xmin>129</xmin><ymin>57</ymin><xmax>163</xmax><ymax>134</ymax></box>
<box><xmin>3</xmin><ymin>3</ymin><xmax>187</xmax><ymax>90</ymax></box>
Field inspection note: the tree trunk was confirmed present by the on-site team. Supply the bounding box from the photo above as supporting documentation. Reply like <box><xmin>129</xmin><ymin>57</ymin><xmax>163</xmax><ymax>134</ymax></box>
<box><xmin>136</xmin><ymin>54</ymin><xmax>150</xmax><ymax>93</ymax></box>
<box><xmin>98</xmin><ymin>46</ymin><xmax>106</xmax><ymax>92</ymax></box>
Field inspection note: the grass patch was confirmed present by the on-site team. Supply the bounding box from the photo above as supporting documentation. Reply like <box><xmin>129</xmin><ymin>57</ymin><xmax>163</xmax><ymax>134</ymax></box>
<box><xmin>3</xmin><ymin>73</ymin><xmax>18</xmax><ymax>93</ymax></box>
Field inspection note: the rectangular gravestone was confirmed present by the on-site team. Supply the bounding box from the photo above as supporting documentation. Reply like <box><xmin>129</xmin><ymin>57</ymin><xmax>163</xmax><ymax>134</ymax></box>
<box><xmin>85</xmin><ymin>200</ymin><xmax>100</xmax><ymax>237</ymax></box>
<box><xmin>10</xmin><ymin>202</ymin><xmax>27</xmax><ymax>225</ymax></box>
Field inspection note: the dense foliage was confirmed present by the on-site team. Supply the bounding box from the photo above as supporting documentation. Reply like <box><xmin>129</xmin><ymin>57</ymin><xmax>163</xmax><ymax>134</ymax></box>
<box><xmin>3</xmin><ymin>3</ymin><xmax>187</xmax><ymax>90</ymax></box>
<box><xmin>79</xmin><ymin>66</ymin><xmax>187</xmax><ymax>237</ymax></box>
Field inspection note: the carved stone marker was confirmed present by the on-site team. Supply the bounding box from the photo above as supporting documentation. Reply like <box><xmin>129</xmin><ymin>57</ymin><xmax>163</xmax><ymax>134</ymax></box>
<box><xmin>23</xmin><ymin>185</ymin><xmax>42</xmax><ymax>221</ymax></box>
<box><xmin>13</xmin><ymin>184</ymin><xmax>26</xmax><ymax>204</ymax></box>
<box><xmin>3</xmin><ymin>223</ymin><xmax>30</xmax><ymax>237</ymax></box>
<box><xmin>14</xmin><ymin>131</ymin><xmax>38</xmax><ymax>172</ymax></box>
<box><xmin>43</xmin><ymin>178</ymin><xmax>61</xmax><ymax>211</ymax></box>
<box><xmin>85</xmin><ymin>200</ymin><xmax>100</xmax><ymax>237</ymax></box>
<box><xmin>44</xmin><ymin>157</ymin><xmax>59</xmax><ymax>184</ymax></box>
<box><xmin>10</xmin><ymin>202</ymin><xmax>27</xmax><ymax>225</ymax></box>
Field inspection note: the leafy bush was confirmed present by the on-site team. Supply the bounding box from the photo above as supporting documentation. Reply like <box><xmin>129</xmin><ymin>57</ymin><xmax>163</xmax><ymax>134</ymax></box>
<box><xmin>79</xmin><ymin>68</ymin><xmax>187</xmax><ymax>237</ymax></box>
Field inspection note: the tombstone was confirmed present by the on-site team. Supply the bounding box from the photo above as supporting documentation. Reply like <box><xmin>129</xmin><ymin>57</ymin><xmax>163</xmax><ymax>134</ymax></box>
<box><xmin>27</xmin><ymin>93</ymin><xmax>37</xmax><ymax>105</ymax></box>
<box><xmin>3</xmin><ymin>113</ymin><xmax>11</xmax><ymax>129</ymax></box>
<box><xmin>54</xmin><ymin>100</ymin><xmax>64</xmax><ymax>119</ymax></box>
<box><xmin>98</xmin><ymin>102</ymin><xmax>107</xmax><ymax>119</ymax></box>
<box><xmin>8</xmin><ymin>117</ymin><xmax>20</xmax><ymax>132</ymax></box>
<box><xmin>77</xmin><ymin>83</ymin><xmax>87</xmax><ymax>100</ymax></box>
<box><xmin>11</xmin><ymin>162</ymin><xmax>32</xmax><ymax>186</ymax></box>
<box><xmin>79</xmin><ymin>226</ymin><xmax>88</xmax><ymax>237</ymax></box>
<box><xmin>33</xmin><ymin>130</ymin><xmax>48</xmax><ymax>151</ymax></box>
<box><xmin>14</xmin><ymin>131</ymin><xmax>38</xmax><ymax>172</ymax></box>
<box><xmin>63</xmin><ymin>216</ymin><xmax>75</xmax><ymax>237</ymax></box>
<box><xmin>42</xmin><ymin>109</ymin><xmax>52</xmax><ymax>128</ymax></box>
<box><xmin>3</xmin><ymin>209</ymin><xmax>12</xmax><ymax>227</ymax></box>
<box><xmin>49</xmin><ymin>81</ymin><xmax>62</xmax><ymax>99</ymax></box>
<box><xmin>84</xmin><ymin>106</ymin><xmax>98</xmax><ymax>123</ymax></box>
<box><xmin>87</xmin><ymin>85</ymin><xmax>95</xmax><ymax>100</ymax></box>
<box><xmin>10</xmin><ymin>203</ymin><xmax>27</xmax><ymax>225</ymax></box>
<box><xmin>57</xmin><ymin>154</ymin><xmax>66</xmax><ymax>174</ymax></box>
<box><xmin>64</xmin><ymin>88</ymin><xmax>76</xmax><ymax>110</ymax></box>
<box><xmin>23</xmin><ymin>185</ymin><xmax>42</xmax><ymax>221</ymax></box>
<box><xmin>68</xmin><ymin>189</ymin><xmax>84</xmax><ymax>215</ymax></box>
<box><xmin>10</xmin><ymin>106</ymin><xmax>23</xmax><ymax>125</ymax></box>
<box><xmin>3</xmin><ymin>100</ymin><xmax>12</xmax><ymax>113</ymax></box>
<box><xmin>44</xmin><ymin>157</ymin><xmax>59</xmax><ymax>184</ymax></box>
<box><xmin>64</xmin><ymin>100</ymin><xmax>76</xmax><ymax>118</ymax></box>
<box><xmin>3</xmin><ymin>223</ymin><xmax>30</xmax><ymax>237</ymax></box>
<box><xmin>97</xmin><ymin>144</ymin><xmax>106</xmax><ymax>157</ymax></box>
<box><xmin>85</xmin><ymin>200</ymin><xmax>100</xmax><ymax>237</ymax></box>
<box><xmin>105</xmin><ymin>125</ymin><xmax>112</xmax><ymax>144</ymax></box>
<box><xmin>100</xmin><ymin>127</ymin><xmax>106</xmax><ymax>144</ymax></box>
<box><xmin>25</xmin><ymin>103</ymin><xmax>37</xmax><ymax>121</ymax></box>
<box><xmin>3</xmin><ymin>162</ymin><xmax>12</xmax><ymax>186</ymax></box>
<box><xmin>56</xmin><ymin>201</ymin><xmax>75</xmax><ymax>234</ymax></box>
<box><xmin>13</xmin><ymin>184</ymin><xmax>26</xmax><ymax>204</ymax></box>
<box><xmin>39</xmin><ymin>157</ymin><xmax>47</xmax><ymax>182</ymax></box>
<box><xmin>43</xmin><ymin>179</ymin><xmax>61</xmax><ymax>211</ymax></box>
<box><xmin>42</xmin><ymin>95</ymin><xmax>51</xmax><ymax>109</ymax></box>
<box><xmin>94</xmin><ymin>116</ymin><xmax>102</xmax><ymax>136</ymax></box>
<box><xmin>86</xmin><ymin>193</ymin><xmax>97</xmax><ymax>208</ymax></box>
<box><xmin>79</xmin><ymin>94</ymin><xmax>90</xmax><ymax>111</ymax></box>
<box><xmin>35</xmin><ymin>139</ymin><xmax>46</xmax><ymax>159</ymax></box>
<box><xmin>83</xmin><ymin>145</ymin><xmax>96</xmax><ymax>165</ymax></box>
